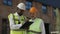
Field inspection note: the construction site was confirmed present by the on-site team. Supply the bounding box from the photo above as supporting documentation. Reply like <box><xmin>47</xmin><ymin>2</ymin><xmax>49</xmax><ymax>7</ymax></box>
<box><xmin>0</xmin><ymin>0</ymin><xmax>60</xmax><ymax>34</ymax></box>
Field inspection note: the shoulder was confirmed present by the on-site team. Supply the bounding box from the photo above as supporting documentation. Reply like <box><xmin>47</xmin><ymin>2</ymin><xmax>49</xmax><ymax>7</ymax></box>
<box><xmin>14</xmin><ymin>12</ymin><xmax>18</xmax><ymax>16</ymax></box>
<box><xmin>36</xmin><ymin>18</ymin><xmax>44</xmax><ymax>22</ymax></box>
<box><xmin>8</xmin><ymin>13</ymin><xmax>12</xmax><ymax>17</ymax></box>
<box><xmin>37</xmin><ymin>18</ymin><xmax>44</xmax><ymax>25</ymax></box>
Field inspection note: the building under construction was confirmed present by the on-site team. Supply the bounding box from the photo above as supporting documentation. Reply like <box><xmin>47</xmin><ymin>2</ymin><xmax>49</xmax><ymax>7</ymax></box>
<box><xmin>0</xmin><ymin>0</ymin><xmax>60</xmax><ymax>34</ymax></box>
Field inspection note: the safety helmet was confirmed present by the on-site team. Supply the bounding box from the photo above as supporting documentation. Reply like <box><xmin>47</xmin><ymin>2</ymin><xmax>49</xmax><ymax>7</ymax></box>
<box><xmin>29</xmin><ymin>7</ymin><xmax>37</xmax><ymax>13</ymax></box>
<box><xmin>17</xmin><ymin>3</ymin><xmax>26</xmax><ymax>10</ymax></box>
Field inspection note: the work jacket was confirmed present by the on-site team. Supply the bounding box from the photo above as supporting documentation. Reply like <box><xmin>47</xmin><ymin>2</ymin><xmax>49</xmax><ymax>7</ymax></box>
<box><xmin>8</xmin><ymin>12</ymin><xmax>27</xmax><ymax>34</ymax></box>
<box><xmin>28</xmin><ymin>18</ymin><xmax>46</xmax><ymax>34</ymax></box>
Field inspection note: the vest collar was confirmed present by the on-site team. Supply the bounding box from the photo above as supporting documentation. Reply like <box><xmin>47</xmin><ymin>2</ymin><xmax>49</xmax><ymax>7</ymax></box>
<box><xmin>14</xmin><ymin>12</ymin><xmax>19</xmax><ymax>16</ymax></box>
<box><xmin>15</xmin><ymin>12</ymin><xmax>23</xmax><ymax>16</ymax></box>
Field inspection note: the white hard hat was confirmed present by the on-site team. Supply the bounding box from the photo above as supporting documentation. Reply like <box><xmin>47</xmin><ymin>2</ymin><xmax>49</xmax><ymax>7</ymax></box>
<box><xmin>17</xmin><ymin>3</ymin><xmax>26</xmax><ymax>10</ymax></box>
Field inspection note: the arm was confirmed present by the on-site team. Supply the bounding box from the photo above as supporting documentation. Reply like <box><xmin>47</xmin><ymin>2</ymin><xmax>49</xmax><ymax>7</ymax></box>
<box><xmin>40</xmin><ymin>20</ymin><xmax>46</xmax><ymax>34</ymax></box>
<box><xmin>8</xmin><ymin>14</ymin><xmax>22</xmax><ymax>30</ymax></box>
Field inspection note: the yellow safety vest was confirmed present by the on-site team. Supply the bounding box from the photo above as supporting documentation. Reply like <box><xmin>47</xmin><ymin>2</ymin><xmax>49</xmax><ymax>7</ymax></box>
<box><xmin>29</xmin><ymin>18</ymin><xmax>42</xmax><ymax>34</ymax></box>
<box><xmin>8</xmin><ymin>13</ymin><xmax>26</xmax><ymax>34</ymax></box>
<box><xmin>13</xmin><ymin>13</ymin><xmax>25</xmax><ymax>24</ymax></box>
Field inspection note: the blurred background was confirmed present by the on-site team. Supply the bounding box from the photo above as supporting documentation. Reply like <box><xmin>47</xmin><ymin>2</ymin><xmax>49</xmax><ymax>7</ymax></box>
<box><xmin>0</xmin><ymin>0</ymin><xmax>60</xmax><ymax>34</ymax></box>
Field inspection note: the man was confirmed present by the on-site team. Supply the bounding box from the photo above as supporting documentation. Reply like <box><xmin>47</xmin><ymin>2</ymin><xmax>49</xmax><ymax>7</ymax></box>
<box><xmin>8</xmin><ymin>3</ymin><xmax>27</xmax><ymax>34</ymax></box>
<box><xmin>28</xmin><ymin>7</ymin><xmax>46</xmax><ymax>34</ymax></box>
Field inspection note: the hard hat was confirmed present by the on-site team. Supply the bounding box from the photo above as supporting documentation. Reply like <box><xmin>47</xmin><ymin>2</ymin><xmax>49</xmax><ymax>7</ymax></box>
<box><xmin>17</xmin><ymin>3</ymin><xmax>26</xmax><ymax>10</ymax></box>
<box><xmin>29</xmin><ymin>7</ymin><xmax>37</xmax><ymax>13</ymax></box>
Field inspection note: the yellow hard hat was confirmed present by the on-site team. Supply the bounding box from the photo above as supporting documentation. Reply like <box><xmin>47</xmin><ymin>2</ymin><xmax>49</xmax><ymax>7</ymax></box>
<box><xmin>29</xmin><ymin>7</ymin><xmax>37</xmax><ymax>13</ymax></box>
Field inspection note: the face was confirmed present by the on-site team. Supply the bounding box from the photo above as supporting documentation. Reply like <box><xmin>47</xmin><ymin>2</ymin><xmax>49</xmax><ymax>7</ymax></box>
<box><xmin>17</xmin><ymin>8</ymin><xmax>25</xmax><ymax>12</ymax></box>
<box><xmin>17</xmin><ymin>8</ymin><xmax>25</xmax><ymax>15</ymax></box>
<box><xmin>30</xmin><ymin>13</ymin><xmax>37</xmax><ymax>19</ymax></box>
<box><xmin>20</xmin><ymin>9</ymin><xmax>24</xmax><ymax>14</ymax></box>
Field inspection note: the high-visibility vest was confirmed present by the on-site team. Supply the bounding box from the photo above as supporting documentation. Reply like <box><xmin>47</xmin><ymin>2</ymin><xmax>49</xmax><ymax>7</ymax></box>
<box><xmin>29</xmin><ymin>18</ymin><xmax>42</xmax><ymax>34</ymax></box>
<box><xmin>13</xmin><ymin>13</ymin><xmax>25</xmax><ymax>24</ymax></box>
<box><xmin>8</xmin><ymin>13</ymin><xmax>26</xmax><ymax>34</ymax></box>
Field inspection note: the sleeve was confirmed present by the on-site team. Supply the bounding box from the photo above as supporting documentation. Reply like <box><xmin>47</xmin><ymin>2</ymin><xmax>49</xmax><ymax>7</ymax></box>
<box><xmin>40</xmin><ymin>20</ymin><xmax>46</xmax><ymax>34</ymax></box>
<box><xmin>8</xmin><ymin>14</ymin><xmax>22</xmax><ymax>30</ymax></box>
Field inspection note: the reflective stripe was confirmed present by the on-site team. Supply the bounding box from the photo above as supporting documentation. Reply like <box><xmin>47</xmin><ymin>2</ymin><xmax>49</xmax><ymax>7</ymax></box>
<box><xmin>19</xmin><ymin>16</ymin><xmax>25</xmax><ymax>24</ymax></box>
<box><xmin>13</xmin><ymin>14</ymin><xmax>19</xmax><ymax>24</ymax></box>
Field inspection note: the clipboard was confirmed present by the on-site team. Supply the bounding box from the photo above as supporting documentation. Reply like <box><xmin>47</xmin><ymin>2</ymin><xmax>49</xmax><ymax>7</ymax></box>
<box><xmin>20</xmin><ymin>21</ymin><xmax>33</xmax><ymax>29</ymax></box>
